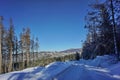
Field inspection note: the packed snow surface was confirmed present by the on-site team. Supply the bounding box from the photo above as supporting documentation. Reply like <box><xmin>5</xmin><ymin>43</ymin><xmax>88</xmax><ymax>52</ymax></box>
<box><xmin>0</xmin><ymin>55</ymin><xmax>120</xmax><ymax>80</ymax></box>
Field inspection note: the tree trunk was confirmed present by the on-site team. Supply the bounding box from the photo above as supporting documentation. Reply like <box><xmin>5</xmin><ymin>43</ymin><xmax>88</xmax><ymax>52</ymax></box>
<box><xmin>0</xmin><ymin>25</ymin><xmax>2</xmax><ymax>74</ymax></box>
<box><xmin>22</xmin><ymin>50</ymin><xmax>24</xmax><ymax>69</ymax></box>
<box><xmin>8</xmin><ymin>45</ymin><xmax>12</xmax><ymax>72</ymax></box>
<box><xmin>0</xmin><ymin>16</ymin><xmax>3</xmax><ymax>74</ymax></box>
<box><xmin>110</xmin><ymin>0</ymin><xmax>119</xmax><ymax>60</ymax></box>
<box><xmin>26</xmin><ymin>48</ymin><xmax>29</xmax><ymax>67</ymax></box>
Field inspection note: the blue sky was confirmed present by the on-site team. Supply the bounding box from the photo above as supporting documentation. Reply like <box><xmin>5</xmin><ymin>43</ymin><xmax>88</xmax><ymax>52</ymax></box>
<box><xmin>0</xmin><ymin>0</ymin><xmax>95</xmax><ymax>51</ymax></box>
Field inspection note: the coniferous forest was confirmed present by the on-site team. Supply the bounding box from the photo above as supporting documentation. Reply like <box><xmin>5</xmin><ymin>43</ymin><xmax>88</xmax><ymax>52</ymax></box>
<box><xmin>0</xmin><ymin>17</ymin><xmax>40</xmax><ymax>73</ymax></box>
<box><xmin>81</xmin><ymin>0</ymin><xmax>120</xmax><ymax>60</ymax></box>
<box><xmin>0</xmin><ymin>0</ymin><xmax>120</xmax><ymax>78</ymax></box>
<box><xmin>0</xmin><ymin>17</ymin><xmax>79</xmax><ymax>74</ymax></box>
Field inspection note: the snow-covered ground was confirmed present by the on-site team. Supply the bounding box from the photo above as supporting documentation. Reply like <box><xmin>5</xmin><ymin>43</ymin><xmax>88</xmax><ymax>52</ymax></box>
<box><xmin>0</xmin><ymin>55</ymin><xmax>120</xmax><ymax>80</ymax></box>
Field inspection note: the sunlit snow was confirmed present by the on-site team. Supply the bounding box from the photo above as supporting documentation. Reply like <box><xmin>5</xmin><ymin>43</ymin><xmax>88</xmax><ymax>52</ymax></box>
<box><xmin>0</xmin><ymin>55</ymin><xmax>120</xmax><ymax>80</ymax></box>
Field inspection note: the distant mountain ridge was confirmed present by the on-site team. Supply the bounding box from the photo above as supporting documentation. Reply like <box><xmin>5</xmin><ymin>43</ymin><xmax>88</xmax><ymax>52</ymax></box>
<box><xmin>40</xmin><ymin>48</ymin><xmax>82</xmax><ymax>53</ymax></box>
<box><xmin>60</xmin><ymin>48</ymin><xmax>82</xmax><ymax>53</ymax></box>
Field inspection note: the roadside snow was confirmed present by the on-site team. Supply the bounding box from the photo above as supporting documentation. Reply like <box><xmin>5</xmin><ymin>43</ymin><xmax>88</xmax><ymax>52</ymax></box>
<box><xmin>0</xmin><ymin>67</ymin><xmax>44</xmax><ymax>80</ymax></box>
<box><xmin>0</xmin><ymin>55</ymin><xmax>120</xmax><ymax>80</ymax></box>
<box><xmin>30</xmin><ymin>62</ymin><xmax>71</xmax><ymax>80</ymax></box>
<box><xmin>78</xmin><ymin>55</ymin><xmax>117</xmax><ymax>67</ymax></box>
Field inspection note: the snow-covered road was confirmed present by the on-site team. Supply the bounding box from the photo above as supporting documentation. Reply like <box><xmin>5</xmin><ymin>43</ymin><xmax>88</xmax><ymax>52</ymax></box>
<box><xmin>53</xmin><ymin>63</ymin><xmax>119</xmax><ymax>80</ymax></box>
<box><xmin>0</xmin><ymin>55</ymin><xmax>120</xmax><ymax>80</ymax></box>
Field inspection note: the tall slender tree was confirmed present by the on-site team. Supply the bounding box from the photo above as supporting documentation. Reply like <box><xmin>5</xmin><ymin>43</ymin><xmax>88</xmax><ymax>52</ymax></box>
<box><xmin>35</xmin><ymin>37</ymin><xmax>39</xmax><ymax>61</ymax></box>
<box><xmin>2</xmin><ymin>26</ymin><xmax>8</xmax><ymax>73</ymax></box>
<box><xmin>110</xmin><ymin>0</ymin><xmax>119</xmax><ymax>59</ymax></box>
<box><xmin>20</xmin><ymin>28</ymin><xmax>31</xmax><ymax>68</ymax></box>
<box><xmin>82</xmin><ymin>1</ymin><xmax>116</xmax><ymax>59</ymax></box>
<box><xmin>20</xmin><ymin>32</ymin><xmax>24</xmax><ymax>69</ymax></box>
<box><xmin>14</xmin><ymin>36</ymin><xmax>19</xmax><ymax>70</ymax></box>
<box><xmin>25</xmin><ymin>28</ymin><xmax>30</xmax><ymax>67</ymax></box>
<box><xmin>7</xmin><ymin>18</ymin><xmax>14</xmax><ymax>72</ymax></box>
<box><xmin>0</xmin><ymin>16</ymin><xmax>3</xmax><ymax>73</ymax></box>
<box><xmin>31</xmin><ymin>36</ymin><xmax>35</xmax><ymax>66</ymax></box>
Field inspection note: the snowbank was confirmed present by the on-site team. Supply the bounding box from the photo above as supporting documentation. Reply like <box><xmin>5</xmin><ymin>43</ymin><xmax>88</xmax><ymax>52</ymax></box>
<box><xmin>78</xmin><ymin>55</ymin><xmax>117</xmax><ymax>67</ymax></box>
<box><xmin>0</xmin><ymin>66</ymin><xmax>44</xmax><ymax>80</ymax></box>
<box><xmin>31</xmin><ymin>61</ymin><xmax>71</xmax><ymax>80</ymax></box>
<box><xmin>0</xmin><ymin>55</ymin><xmax>120</xmax><ymax>80</ymax></box>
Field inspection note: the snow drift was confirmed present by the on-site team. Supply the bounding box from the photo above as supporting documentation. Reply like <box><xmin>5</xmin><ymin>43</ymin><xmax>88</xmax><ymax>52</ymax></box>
<box><xmin>0</xmin><ymin>55</ymin><xmax>120</xmax><ymax>80</ymax></box>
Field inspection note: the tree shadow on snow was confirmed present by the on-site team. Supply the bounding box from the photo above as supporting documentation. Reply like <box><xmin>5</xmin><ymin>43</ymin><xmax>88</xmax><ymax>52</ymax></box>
<box><xmin>7</xmin><ymin>67</ymin><xmax>44</xmax><ymax>80</ymax></box>
<box><xmin>8</xmin><ymin>72</ymin><xmax>30</xmax><ymax>80</ymax></box>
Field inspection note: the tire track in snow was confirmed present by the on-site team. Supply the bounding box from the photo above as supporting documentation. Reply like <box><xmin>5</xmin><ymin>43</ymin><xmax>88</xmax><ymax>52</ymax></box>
<box><xmin>51</xmin><ymin>65</ymin><xmax>73</xmax><ymax>80</ymax></box>
<box><xmin>52</xmin><ymin>64</ymin><xmax>120</xmax><ymax>80</ymax></box>
<box><xmin>52</xmin><ymin>64</ymin><xmax>93</xmax><ymax>80</ymax></box>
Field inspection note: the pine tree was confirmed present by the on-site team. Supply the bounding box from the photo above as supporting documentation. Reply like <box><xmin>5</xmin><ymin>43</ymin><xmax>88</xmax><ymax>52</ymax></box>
<box><xmin>110</xmin><ymin>0</ymin><xmax>119</xmax><ymax>59</ymax></box>
<box><xmin>20</xmin><ymin>32</ymin><xmax>24</xmax><ymax>69</ymax></box>
<box><xmin>82</xmin><ymin>1</ymin><xmax>115</xmax><ymax>59</ymax></box>
<box><xmin>7</xmin><ymin>18</ymin><xmax>14</xmax><ymax>72</ymax></box>
<box><xmin>0</xmin><ymin>16</ymin><xmax>40</xmax><ymax>72</ymax></box>
<box><xmin>20</xmin><ymin>28</ymin><xmax>31</xmax><ymax>68</ymax></box>
<box><xmin>105</xmin><ymin>0</ymin><xmax>120</xmax><ymax>59</ymax></box>
<box><xmin>14</xmin><ymin>36</ymin><xmax>19</xmax><ymax>70</ymax></box>
<box><xmin>35</xmin><ymin>37</ymin><xmax>39</xmax><ymax>61</ymax></box>
<box><xmin>0</xmin><ymin>16</ymin><xmax>3</xmax><ymax>73</ymax></box>
<box><xmin>25</xmin><ymin>28</ymin><xmax>30</xmax><ymax>67</ymax></box>
<box><xmin>31</xmin><ymin>36</ymin><xmax>35</xmax><ymax>66</ymax></box>
<box><xmin>2</xmin><ymin>26</ymin><xmax>8</xmax><ymax>73</ymax></box>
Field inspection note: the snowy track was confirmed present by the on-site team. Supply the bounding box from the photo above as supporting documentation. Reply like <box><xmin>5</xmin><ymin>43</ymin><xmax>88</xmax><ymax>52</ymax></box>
<box><xmin>52</xmin><ymin>65</ymin><xmax>73</xmax><ymax>80</ymax></box>
<box><xmin>52</xmin><ymin>64</ymin><xmax>120</xmax><ymax>80</ymax></box>
<box><xmin>0</xmin><ymin>55</ymin><xmax>120</xmax><ymax>80</ymax></box>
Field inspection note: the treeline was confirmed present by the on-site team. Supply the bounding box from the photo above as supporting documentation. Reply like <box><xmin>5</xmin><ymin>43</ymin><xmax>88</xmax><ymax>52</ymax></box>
<box><xmin>81</xmin><ymin>0</ymin><xmax>120</xmax><ymax>60</ymax></box>
<box><xmin>37</xmin><ymin>52</ymin><xmax>80</xmax><ymax>66</ymax></box>
<box><xmin>16</xmin><ymin>52</ymin><xmax>80</xmax><ymax>69</ymax></box>
<box><xmin>0</xmin><ymin>16</ymin><xmax>39</xmax><ymax>74</ymax></box>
